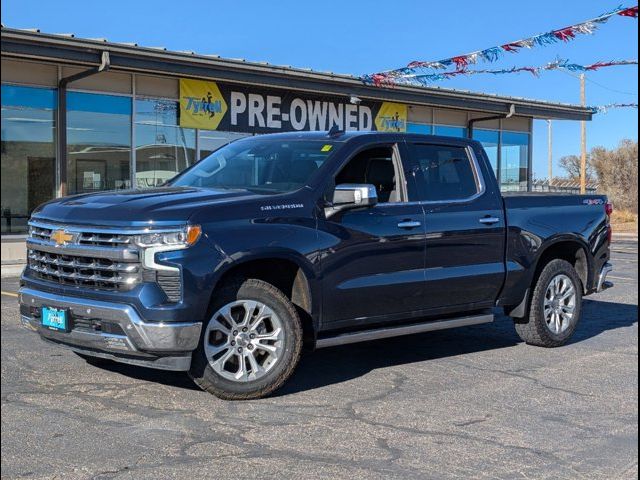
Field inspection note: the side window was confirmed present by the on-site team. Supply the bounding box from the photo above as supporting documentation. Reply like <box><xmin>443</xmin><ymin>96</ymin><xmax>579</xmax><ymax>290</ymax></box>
<box><xmin>408</xmin><ymin>143</ymin><xmax>481</xmax><ymax>202</ymax></box>
<box><xmin>335</xmin><ymin>146</ymin><xmax>404</xmax><ymax>203</ymax></box>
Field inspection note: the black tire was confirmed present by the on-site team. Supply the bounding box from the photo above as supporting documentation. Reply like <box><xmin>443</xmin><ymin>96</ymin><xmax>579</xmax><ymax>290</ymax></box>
<box><xmin>514</xmin><ymin>259</ymin><xmax>583</xmax><ymax>347</ymax></box>
<box><xmin>189</xmin><ymin>279</ymin><xmax>303</xmax><ymax>400</ymax></box>
<box><xmin>74</xmin><ymin>352</ymin><xmax>114</xmax><ymax>367</ymax></box>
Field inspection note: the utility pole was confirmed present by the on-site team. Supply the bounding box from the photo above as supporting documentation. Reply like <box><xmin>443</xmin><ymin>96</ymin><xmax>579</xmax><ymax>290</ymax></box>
<box><xmin>580</xmin><ymin>74</ymin><xmax>587</xmax><ymax>194</ymax></box>
<box><xmin>547</xmin><ymin>119</ymin><xmax>553</xmax><ymax>188</ymax></box>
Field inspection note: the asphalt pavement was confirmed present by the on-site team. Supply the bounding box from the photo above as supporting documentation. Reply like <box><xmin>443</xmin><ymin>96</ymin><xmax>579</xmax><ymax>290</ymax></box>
<box><xmin>1</xmin><ymin>239</ymin><xmax>637</xmax><ymax>479</ymax></box>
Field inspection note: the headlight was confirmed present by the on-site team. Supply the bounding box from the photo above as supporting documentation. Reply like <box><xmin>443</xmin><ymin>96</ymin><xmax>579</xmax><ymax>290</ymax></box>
<box><xmin>134</xmin><ymin>225</ymin><xmax>201</xmax><ymax>248</ymax></box>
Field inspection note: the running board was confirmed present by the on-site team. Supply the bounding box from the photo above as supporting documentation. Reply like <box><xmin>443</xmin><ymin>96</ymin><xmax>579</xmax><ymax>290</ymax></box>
<box><xmin>315</xmin><ymin>313</ymin><xmax>494</xmax><ymax>349</ymax></box>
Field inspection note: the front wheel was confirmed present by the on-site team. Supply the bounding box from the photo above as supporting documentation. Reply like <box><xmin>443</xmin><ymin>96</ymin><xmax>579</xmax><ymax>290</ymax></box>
<box><xmin>514</xmin><ymin>259</ymin><xmax>583</xmax><ymax>347</ymax></box>
<box><xmin>189</xmin><ymin>279</ymin><xmax>303</xmax><ymax>400</ymax></box>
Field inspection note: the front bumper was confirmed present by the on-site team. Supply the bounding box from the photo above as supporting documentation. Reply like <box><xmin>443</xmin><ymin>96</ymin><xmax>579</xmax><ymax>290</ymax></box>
<box><xmin>19</xmin><ymin>287</ymin><xmax>202</xmax><ymax>371</ymax></box>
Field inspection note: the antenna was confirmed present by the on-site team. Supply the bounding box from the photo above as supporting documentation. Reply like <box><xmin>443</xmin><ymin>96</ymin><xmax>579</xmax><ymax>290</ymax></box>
<box><xmin>328</xmin><ymin>124</ymin><xmax>344</xmax><ymax>137</ymax></box>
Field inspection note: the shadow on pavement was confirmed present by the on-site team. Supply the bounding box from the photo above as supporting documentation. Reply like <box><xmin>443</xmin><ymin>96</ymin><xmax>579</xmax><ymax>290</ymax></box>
<box><xmin>86</xmin><ymin>361</ymin><xmax>202</xmax><ymax>391</ymax></box>
<box><xmin>78</xmin><ymin>299</ymin><xmax>637</xmax><ymax>396</ymax></box>
<box><xmin>279</xmin><ymin>299</ymin><xmax>638</xmax><ymax>396</ymax></box>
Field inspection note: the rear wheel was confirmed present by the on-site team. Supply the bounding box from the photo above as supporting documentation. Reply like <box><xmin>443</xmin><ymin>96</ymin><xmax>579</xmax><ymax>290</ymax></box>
<box><xmin>514</xmin><ymin>259</ymin><xmax>583</xmax><ymax>347</ymax></box>
<box><xmin>189</xmin><ymin>279</ymin><xmax>303</xmax><ymax>400</ymax></box>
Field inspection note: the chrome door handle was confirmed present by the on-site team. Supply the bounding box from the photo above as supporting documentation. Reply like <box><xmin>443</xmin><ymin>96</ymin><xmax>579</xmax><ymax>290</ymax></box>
<box><xmin>397</xmin><ymin>220</ymin><xmax>422</xmax><ymax>229</ymax></box>
<box><xmin>479</xmin><ymin>216</ymin><xmax>500</xmax><ymax>225</ymax></box>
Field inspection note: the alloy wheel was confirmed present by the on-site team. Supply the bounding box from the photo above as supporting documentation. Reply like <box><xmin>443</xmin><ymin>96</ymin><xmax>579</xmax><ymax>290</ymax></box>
<box><xmin>204</xmin><ymin>300</ymin><xmax>284</xmax><ymax>382</ymax></box>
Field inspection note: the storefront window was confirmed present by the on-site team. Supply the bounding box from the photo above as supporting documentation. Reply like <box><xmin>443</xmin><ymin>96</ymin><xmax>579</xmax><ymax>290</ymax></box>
<box><xmin>134</xmin><ymin>98</ymin><xmax>195</xmax><ymax>188</ymax></box>
<box><xmin>473</xmin><ymin>129</ymin><xmax>499</xmax><ymax>174</ymax></box>
<box><xmin>67</xmin><ymin>92</ymin><xmax>131</xmax><ymax>194</ymax></box>
<box><xmin>199</xmin><ymin>131</ymin><xmax>252</xmax><ymax>159</ymax></box>
<box><xmin>434</xmin><ymin>125</ymin><xmax>467</xmax><ymax>138</ymax></box>
<box><xmin>1</xmin><ymin>84</ymin><xmax>56</xmax><ymax>234</ymax></box>
<box><xmin>501</xmin><ymin>131</ymin><xmax>530</xmax><ymax>191</ymax></box>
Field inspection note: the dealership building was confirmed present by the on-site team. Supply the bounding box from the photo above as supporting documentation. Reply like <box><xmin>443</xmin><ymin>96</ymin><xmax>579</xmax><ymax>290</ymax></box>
<box><xmin>1</xmin><ymin>26</ymin><xmax>592</xmax><ymax>264</ymax></box>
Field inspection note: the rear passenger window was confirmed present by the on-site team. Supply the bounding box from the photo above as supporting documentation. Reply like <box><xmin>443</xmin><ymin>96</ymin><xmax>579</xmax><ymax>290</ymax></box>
<box><xmin>408</xmin><ymin>144</ymin><xmax>480</xmax><ymax>202</ymax></box>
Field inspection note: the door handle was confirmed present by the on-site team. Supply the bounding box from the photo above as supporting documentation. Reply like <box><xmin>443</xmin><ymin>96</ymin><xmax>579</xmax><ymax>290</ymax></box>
<box><xmin>397</xmin><ymin>220</ymin><xmax>422</xmax><ymax>229</ymax></box>
<box><xmin>479</xmin><ymin>216</ymin><xmax>501</xmax><ymax>225</ymax></box>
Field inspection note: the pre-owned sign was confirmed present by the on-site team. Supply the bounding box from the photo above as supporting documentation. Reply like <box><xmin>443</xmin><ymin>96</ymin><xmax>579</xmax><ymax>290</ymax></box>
<box><xmin>179</xmin><ymin>78</ymin><xmax>406</xmax><ymax>133</ymax></box>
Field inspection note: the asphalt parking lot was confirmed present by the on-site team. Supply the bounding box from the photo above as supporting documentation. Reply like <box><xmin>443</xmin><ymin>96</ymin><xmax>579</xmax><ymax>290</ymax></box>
<box><xmin>1</xmin><ymin>238</ymin><xmax>637</xmax><ymax>479</ymax></box>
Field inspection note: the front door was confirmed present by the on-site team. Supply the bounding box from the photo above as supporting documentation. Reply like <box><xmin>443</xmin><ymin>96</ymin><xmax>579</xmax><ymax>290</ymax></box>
<box><xmin>319</xmin><ymin>143</ymin><xmax>426</xmax><ymax>328</ymax></box>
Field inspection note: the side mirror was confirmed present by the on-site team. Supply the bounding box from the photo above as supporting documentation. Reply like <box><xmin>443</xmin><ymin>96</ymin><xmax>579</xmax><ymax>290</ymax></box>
<box><xmin>325</xmin><ymin>183</ymin><xmax>378</xmax><ymax>218</ymax></box>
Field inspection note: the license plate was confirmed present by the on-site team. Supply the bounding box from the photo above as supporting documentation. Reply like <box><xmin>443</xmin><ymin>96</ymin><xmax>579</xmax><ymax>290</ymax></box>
<box><xmin>42</xmin><ymin>306</ymin><xmax>69</xmax><ymax>331</ymax></box>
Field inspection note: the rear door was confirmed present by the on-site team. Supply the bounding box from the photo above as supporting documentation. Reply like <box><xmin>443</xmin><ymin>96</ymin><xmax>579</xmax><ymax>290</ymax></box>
<box><xmin>405</xmin><ymin>140</ymin><xmax>506</xmax><ymax>311</ymax></box>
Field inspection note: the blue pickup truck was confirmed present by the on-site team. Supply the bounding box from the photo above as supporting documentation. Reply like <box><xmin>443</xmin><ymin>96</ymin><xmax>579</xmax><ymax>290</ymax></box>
<box><xmin>19</xmin><ymin>131</ymin><xmax>614</xmax><ymax>399</ymax></box>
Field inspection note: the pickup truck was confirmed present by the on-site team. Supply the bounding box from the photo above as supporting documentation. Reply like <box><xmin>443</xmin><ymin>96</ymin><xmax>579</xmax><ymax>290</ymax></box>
<box><xmin>19</xmin><ymin>131</ymin><xmax>614</xmax><ymax>399</ymax></box>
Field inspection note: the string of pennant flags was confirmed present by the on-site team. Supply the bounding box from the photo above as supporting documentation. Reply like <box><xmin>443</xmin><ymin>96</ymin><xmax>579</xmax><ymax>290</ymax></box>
<box><xmin>364</xmin><ymin>4</ymin><xmax>638</xmax><ymax>86</ymax></box>
<box><xmin>590</xmin><ymin>102</ymin><xmax>638</xmax><ymax>113</ymax></box>
<box><xmin>384</xmin><ymin>59</ymin><xmax>638</xmax><ymax>86</ymax></box>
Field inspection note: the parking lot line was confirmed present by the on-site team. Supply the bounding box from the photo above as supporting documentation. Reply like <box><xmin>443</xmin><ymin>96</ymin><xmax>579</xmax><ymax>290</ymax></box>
<box><xmin>1</xmin><ymin>291</ymin><xmax>18</xmax><ymax>298</ymax></box>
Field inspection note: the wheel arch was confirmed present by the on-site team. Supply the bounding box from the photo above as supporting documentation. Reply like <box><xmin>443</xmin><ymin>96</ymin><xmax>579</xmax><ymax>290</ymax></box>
<box><xmin>211</xmin><ymin>251</ymin><xmax>318</xmax><ymax>340</ymax></box>
<box><xmin>532</xmin><ymin>235</ymin><xmax>592</xmax><ymax>294</ymax></box>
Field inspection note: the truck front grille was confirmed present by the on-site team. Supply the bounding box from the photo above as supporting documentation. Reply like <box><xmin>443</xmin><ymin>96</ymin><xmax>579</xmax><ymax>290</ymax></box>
<box><xmin>29</xmin><ymin>224</ymin><xmax>133</xmax><ymax>247</ymax></box>
<box><xmin>27</xmin><ymin>220</ymin><xmax>183</xmax><ymax>299</ymax></box>
<box><xmin>28</xmin><ymin>251</ymin><xmax>140</xmax><ymax>291</ymax></box>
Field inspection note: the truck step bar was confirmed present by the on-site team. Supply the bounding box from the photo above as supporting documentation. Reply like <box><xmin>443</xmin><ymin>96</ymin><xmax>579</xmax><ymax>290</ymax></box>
<box><xmin>315</xmin><ymin>312</ymin><xmax>495</xmax><ymax>349</ymax></box>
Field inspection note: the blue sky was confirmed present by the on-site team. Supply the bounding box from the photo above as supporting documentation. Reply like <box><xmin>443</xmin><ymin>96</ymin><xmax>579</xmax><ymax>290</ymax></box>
<box><xmin>2</xmin><ymin>0</ymin><xmax>638</xmax><ymax>178</ymax></box>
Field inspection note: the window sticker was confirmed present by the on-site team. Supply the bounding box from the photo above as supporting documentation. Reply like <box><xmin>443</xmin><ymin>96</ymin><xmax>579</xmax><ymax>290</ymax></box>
<box><xmin>321</xmin><ymin>145</ymin><xmax>333</xmax><ymax>152</ymax></box>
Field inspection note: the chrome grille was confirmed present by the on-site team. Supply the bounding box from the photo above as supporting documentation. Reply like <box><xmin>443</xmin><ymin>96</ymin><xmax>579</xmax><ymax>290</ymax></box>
<box><xmin>29</xmin><ymin>224</ymin><xmax>53</xmax><ymax>242</ymax></box>
<box><xmin>26</xmin><ymin>220</ymin><xmax>183</xmax><ymax>296</ymax></box>
<box><xmin>29</xmin><ymin>224</ymin><xmax>133</xmax><ymax>247</ymax></box>
<box><xmin>28</xmin><ymin>250</ymin><xmax>140</xmax><ymax>290</ymax></box>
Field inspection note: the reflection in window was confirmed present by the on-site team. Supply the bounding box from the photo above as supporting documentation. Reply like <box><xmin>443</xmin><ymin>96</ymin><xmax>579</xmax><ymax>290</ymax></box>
<box><xmin>434</xmin><ymin>125</ymin><xmax>467</xmax><ymax>138</ymax></box>
<box><xmin>67</xmin><ymin>92</ymin><xmax>131</xmax><ymax>194</ymax></box>
<box><xmin>199</xmin><ymin>131</ymin><xmax>252</xmax><ymax>159</ymax></box>
<box><xmin>501</xmin><ymin>131</ymin><xmax>529</xmax><ymax>191</ymax></box>
<box><xmin>473</xmin><ymin>129</ymin><xmax>499</xmax><ymax>174</ymax></box>
<box><xmin>134</xmin><ymin>98</ymin><xmax>196</xmax><ymax>188</ymax></box>
<box><xmin>408</xmin><ymin>143</ymin><xmax>479</xmax><ymax>202</ymax></box>
<box><xmin>1</xmin><ymin>84</ymin><xmax>56</xmax><ymax>234</ymax></box>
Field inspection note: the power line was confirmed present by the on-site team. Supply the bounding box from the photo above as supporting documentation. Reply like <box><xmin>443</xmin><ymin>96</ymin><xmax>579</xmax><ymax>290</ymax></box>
<box><xmin>559</xmin><ymin>69</ymin><xmax>638</xmax><ymax>96</ymax></box>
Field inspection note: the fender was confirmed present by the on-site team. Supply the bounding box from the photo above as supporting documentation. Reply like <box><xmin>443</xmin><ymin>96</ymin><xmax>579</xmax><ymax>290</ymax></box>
<box><xmin>501</xmin><ymin>231</ymin><xmax>592</xmax><ymax>313</ymax></box>
<box><xmin>210</xmin><ymin>247</ymin><xmax>322</xmax><ymax>330</ymax></box>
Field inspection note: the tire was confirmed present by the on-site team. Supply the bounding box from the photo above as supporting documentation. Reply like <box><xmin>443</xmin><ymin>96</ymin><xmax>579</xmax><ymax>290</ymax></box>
<box><xmin>189</xmin><ymin>279</ymin><xmax>303</xmax><ymax>400</ymax></box>
<box><xmin>514</xmin><ymin>259</ymin><xmax>583</xmax><ymax>348</ymax></box>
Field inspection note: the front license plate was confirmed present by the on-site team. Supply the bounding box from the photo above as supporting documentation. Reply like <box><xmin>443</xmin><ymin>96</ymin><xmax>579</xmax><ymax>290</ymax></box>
<box><xmin>42</xmin><ymin>306</ymin><xmax>69</xmax><ymax>331</ymax></box>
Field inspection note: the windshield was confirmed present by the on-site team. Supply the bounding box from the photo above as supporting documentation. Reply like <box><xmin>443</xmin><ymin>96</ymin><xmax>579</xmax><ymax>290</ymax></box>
<box><xmin>171</xmin><ymin>137</ymin><xmax>340</xmax><ymax>194</ymax></box>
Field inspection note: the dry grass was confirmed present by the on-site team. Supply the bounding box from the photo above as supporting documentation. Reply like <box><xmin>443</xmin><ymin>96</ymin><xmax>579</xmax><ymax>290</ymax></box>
<box><xmin>611</xmin><ymin>209</ymin><xmax>638</xmax><ymax>233</ymax></box>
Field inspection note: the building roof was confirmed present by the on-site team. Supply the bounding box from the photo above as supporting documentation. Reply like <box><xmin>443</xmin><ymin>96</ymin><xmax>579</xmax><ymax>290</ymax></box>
<box><xmin>1</xmin><ymin>26</ymin><xmax>593</xmax><ymax>121</ymax></box>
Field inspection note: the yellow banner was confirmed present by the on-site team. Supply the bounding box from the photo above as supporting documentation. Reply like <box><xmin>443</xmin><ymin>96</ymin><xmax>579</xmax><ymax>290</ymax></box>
<box><xmin>179</xmin><ymin>79</ymin><xmax>227</xmax><ymax>130</ymax></box>
<box><xmin>374</xmin><ymin>102</ymin><xmax>407</xmax><ymax>132</ymax></box>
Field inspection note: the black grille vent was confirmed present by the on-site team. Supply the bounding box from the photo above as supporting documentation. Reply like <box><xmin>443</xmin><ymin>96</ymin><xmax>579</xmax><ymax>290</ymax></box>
<box><xmin>156</xmin><ymin>270</ymin><xmax>182</xmax><ymax>302</ymax></box>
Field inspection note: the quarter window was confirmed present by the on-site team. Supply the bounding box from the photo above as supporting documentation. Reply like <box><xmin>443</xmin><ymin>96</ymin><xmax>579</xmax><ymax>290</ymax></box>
<box><xmin>408</xmin><ymin>143</ymin><xmax>480</xmax><ymax>202</ymax></box>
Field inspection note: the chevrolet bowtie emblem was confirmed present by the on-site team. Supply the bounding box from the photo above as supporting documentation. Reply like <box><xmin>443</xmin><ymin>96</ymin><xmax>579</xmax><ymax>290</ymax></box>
<box><xmin>51</xmin><ymin>229</ymin><xmax>75</xmax><ymax>246</ymax></box>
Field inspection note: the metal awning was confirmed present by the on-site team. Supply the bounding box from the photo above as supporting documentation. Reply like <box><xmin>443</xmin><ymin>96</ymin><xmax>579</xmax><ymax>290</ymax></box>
<box><xmin>1</xmin><ymin>26</ymin><xmax>593</xmax><ymax>121</ymax></box>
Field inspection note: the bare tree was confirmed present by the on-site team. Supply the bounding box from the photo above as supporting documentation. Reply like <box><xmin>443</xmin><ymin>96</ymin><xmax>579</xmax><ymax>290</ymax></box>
<box><xmin>591</xmin><ymin>139</ymin><xmax>638</xmax><ymax>213</ymax></box>
<box><xmin>559</xmin><ymin>154</ymin><xmax>595</xmax><ymax>181</ymax></box>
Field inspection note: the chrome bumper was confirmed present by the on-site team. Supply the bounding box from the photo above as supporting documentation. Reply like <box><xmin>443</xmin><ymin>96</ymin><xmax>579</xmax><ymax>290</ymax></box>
<box><xmin>596</xmin><ymin>262</ymin><xmax>614</xmax><ymax>293</ymax></box>
<box><xmin>19</xmin><ymin>287</ymin><xmax>201</xmax><ymax>371</ymax></box>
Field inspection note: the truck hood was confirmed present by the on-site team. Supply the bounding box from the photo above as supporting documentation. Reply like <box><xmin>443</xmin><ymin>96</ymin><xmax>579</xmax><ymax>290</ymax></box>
<box><xmin>31</xmin><ymin>187</ymin><xmax>262</xmax><ymax>227</ymax></box>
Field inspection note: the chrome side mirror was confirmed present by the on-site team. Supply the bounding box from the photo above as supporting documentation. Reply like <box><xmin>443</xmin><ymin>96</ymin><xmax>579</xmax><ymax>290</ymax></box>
<box><xmin>325</xmin><ymin>183</ymin><xmax>378</xmax><ymax>218</ymax></box>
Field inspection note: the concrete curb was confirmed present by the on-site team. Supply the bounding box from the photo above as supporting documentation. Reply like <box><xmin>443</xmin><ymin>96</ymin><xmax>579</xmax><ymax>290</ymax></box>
<box><xmin>1</xmin><ymin>264</ymin><xmax>25</xmax><ymax>278</ymax></box>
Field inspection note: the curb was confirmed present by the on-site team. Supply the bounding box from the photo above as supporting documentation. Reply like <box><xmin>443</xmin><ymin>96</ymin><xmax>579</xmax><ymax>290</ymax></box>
<box><xmin>1</xmin><ymin>264</ymin><xmax>25</xmax><ymax>278</ymax></box>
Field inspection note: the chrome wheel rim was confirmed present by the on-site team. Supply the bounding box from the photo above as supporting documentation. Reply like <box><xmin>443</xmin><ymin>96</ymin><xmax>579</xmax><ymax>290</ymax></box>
<box><xmin>543</xmin><ymin>274</ymin><xmax>577</xmax><ymax>334</ymax></box>
<box><xmin>204</xmin><ymin>300</ymin><xmax>284</xmax><ymax>382</ymax></box>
